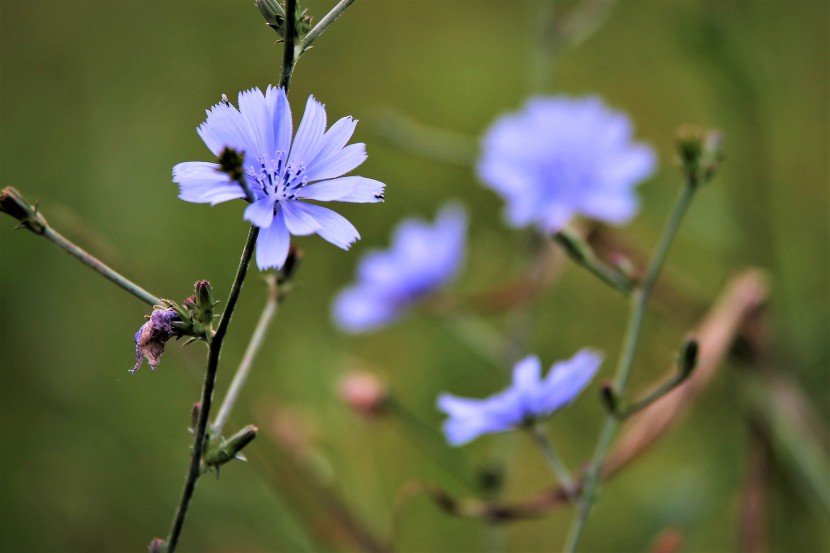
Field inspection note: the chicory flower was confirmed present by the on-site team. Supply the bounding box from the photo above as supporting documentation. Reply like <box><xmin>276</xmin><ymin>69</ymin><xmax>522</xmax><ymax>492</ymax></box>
<box><xmin>174</xmin><ymin>86</ymin><xmax>385</xmax><ymax>269</ymax></box>
<box><xmin>332</xmin><ymin>203</ymin><xmax>467</xmax><ymax>333</ymax></box>
<box><xmin>477</xmin><ymin>96</ymin><xmax>656</xmax><ymax>233</ymax></box>
<box><xmin>437</xmin><ymin>349</ymin><xmax>602</xmax><ymax>446</ymax></box>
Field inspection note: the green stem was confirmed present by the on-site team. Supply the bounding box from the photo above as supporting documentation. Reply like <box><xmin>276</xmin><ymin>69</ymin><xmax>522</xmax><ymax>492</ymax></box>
<box><xmin>563</xmin><ymin>183</ymin><xmax>697</xmax><ymax>553</ymax></box>
<box><xmin>212</xmin><ymin>273</ymin><xmax>279</xmax><ymax>435</ymax></box>
<box><xmin>165</xmin><ymin>225</ymin><xmax>259</xmax><ymax>553</ymax></box>
<box><xmin>531</xmin><ymin>424</ymin><xmax>576</xmax><ymax>498</ymax></box>
<box><xmin>42</xmin><ymin>225</ymin><xmax>162</xmax><ymax>306</ymax></box>
<box><xmin>0</xmin><ymin>187</ymin><xmax>161</xmax><ymax>306</ymax></box>
<box><xmin>279</xmin><ymin>0</ymin><xmax>299</xmax><ymax>89</ymax></box>
<box><xmin>553</xmin><ymin>229</ymin><xmax>633</xmax><ymax>296</ymax></box>
<box><xmin>300</xmin><ymin>0</ymin><xmax>357</xmax><ymax>54</ymax></box>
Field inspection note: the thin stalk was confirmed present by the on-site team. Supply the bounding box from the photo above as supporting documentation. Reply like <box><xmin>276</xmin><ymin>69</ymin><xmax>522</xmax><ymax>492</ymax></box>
<box><xmin>165</xmin><ymin>225</ymin><xmax>259</xmax><ymax>553</ymax></box>
<box><xmin>619</xmin><ymin>369</ymin><xmax>693</xmax><ymax>419</ymax></box>
<box><xmin>213</xmin><ymin>273</ymin><xmax>279</xmax><ymax>435</ymax></box>
<box><xmin>41</xmin><ymin>225</ymin><xmax>162</xmax><ymax>306</ymax></box>
<box><xmin>300</xmin><ymin>0</ymin><xmax>357</xmax><ymax>54</ymax></box>
<box><xmin>1</xmin><ymin>187</ymin><xmax>161</xmax><ymax>306</ymax></box>
<box><xmin>531</xmin><ymin>424</ymin><xmax>576</xmax><ymax>498</ymax></box>
<box><xmin>563</xmin><ymin>183</ymin><xmax>697</xmax><ymax>552</ymax></box>
<box><xmin>553</xmin><ymin>230</ymin><xmax>633</xmax><ymax>296</ymax></box>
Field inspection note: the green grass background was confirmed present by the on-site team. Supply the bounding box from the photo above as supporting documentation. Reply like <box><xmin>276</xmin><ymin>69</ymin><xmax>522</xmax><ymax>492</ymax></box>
<box><xmin>1</xmin><ymin>0</ymin><xmax>827</xmax><ymax>551</ymax></box>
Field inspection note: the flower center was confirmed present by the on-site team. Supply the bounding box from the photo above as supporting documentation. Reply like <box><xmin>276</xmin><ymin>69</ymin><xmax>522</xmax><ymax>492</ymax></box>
<box><xmin>246</xmin><ymin>151</ymin><xmax>308</xmax><ymax>203</ymax></box>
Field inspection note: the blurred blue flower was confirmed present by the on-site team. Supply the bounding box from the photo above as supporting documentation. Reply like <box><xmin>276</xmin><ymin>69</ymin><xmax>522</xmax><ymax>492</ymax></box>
<box><xmin>174</xmin><ymin>86</ymin><xmax>385</xmax><ymax>269</ymax></box>
<box><xmin>333</xmin><ymin>203</ymin><xmax>467</xmax><ymax>333</ymax></box>
<box><xmin>477</xmin><ymin>96</ymin><xmax>656</xmax><ymax>233</ymax></box>
<box><xmin>437</xmin><ymin>349</ymin><xmax>602</xmax><ymax>446</ymax></box>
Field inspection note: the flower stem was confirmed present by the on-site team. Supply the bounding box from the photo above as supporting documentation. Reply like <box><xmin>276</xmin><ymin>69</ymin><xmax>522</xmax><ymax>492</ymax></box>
<box><xmin>553</xmin><ymin>228</ymin><xmax>633</xmax><ymax>296</ymax></box>
<box><xmin>1</xmin><ymin>187</ymin><xmax>161</xmax><ymax>306</ymax></box>
<box><xmin>164</xmin><ymin>224</ymin><xmax>259</xmax><ymax>553</ymax></box>
<box><xmin>300</xmin><ymin>0</ymin><xmax>357</xmax><ymax>54</ymax></box>
<box><xmin>279</xmin><ymin>0</ymin><xmax>299</xmax><ymax>89</ymax></box>
<box><xmin>563</xmin><ymin>182</ymin><xmax>697</xmax><ymax>553</ymax></box>
<box><xmin>212</xmin><ymin>273</ymin><xmax>279</xmax><ymax>435</ymax></box>
<box><xmin>531</xmin><ymin>424</ymin><xmax>577</xmax><ymax>498</ymax></box>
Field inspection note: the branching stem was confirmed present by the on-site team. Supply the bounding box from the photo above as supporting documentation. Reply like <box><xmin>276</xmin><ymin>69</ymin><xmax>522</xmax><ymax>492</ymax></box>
<box><xmin>563</xmin><ymin>182</ymin><xmax>697</xmax><ymax>552</ymax></box>
<box><xmin>165</xmin><ymin>225</ymin><xmax>259</xmax><ymax>553</ymax></box>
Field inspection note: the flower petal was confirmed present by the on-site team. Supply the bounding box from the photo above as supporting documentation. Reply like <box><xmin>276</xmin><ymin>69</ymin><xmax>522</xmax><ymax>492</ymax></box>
<box><xmin>295</xmin><ymin>176</ymin><xmax>385</xmax><ymax>203</ymax></box>
<box><xmin>197</xmin><ymin>101</ymin><xmax>258</xmax><ymax>158</ymax></box>
<box><xmin>243</xmin><ymin>196</ymin><xmax>276</xmax><ymax>228</ymax></box>
<box><xmin>237</xmin><ymin>87</ymin><xmax>274</xmax><ymax>161</ymax></box>
<box><xmin>332</xmin><ymin>286</ymin><xmax>398</xmax><ymax>333</ymax></box>
<box><xmin>255</xmin><ymin>210</ymin><xmax>290</xmax><ymax>269</ymax></box>
<box><xmin>539</xmin><ymin>349</ymin><xmax>602</xmax><ymax>415</ymax></box>
<box><xmin>305</xmin><ymin>143</ymin><xmax>367</xmax><ymax>182</ymax></box>
<box><xmin>280</xmin><ymin>200</ymin><xmax>321</xmax><ymax>236</ymax></box>
<box><xmin>290</xmin><ymin>202</ymin><xmax>360</xmax><ymax>249</ymax></box>
<box><xmin>512</xmin><ymin>356</ymin><xmax>542</xmax><ymax>400</ymax></box>
<box><xmin>266</xmin><ymin>85</ymin><xmax>293</xmax><ymax>155</ymax></box>
<box><xmin>173</xmin><ymin>162</ymin><xmax>244</xmax><ymax>205</ymax></box>
<box><xmin>307</xmin><ymin>116</ymin><xmax>358</xmax><ymax>168</ymax></box>
<box><xmin>288</xmin><ymin>96</ymin><xmax>327</xmax><ymax>165</ymax></box>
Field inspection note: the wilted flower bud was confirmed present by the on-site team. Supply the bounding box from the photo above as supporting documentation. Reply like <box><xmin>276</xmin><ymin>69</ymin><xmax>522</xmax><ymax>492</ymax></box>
<box><xmin>132</xmin><ymin>308</ymin><xmax>178</xmax><ymax>373</ymax></box>
<box><xmin>338</xmin><ymin>371</ymin><xmax>388</xmax><ymax>418</ymax></box>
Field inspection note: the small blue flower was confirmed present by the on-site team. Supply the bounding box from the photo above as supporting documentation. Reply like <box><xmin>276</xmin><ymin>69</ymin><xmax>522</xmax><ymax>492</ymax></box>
<box><xmin>332</xmin><ymin>203</ymin><xmax>467</xmax><ymax>333</ymax></box>
<box><xmin>174</xmin><ymin>86</ymin><xmax>385</xmax><ymax>270</ymax></box>
<box><xmin>437</xmin><ymin>349</ymin><xmax>602</xmax><ymax>446</ymax></box>
<box><xmin>477</xmin><ymin>96</ymin><xmax>656</xmax><ymax>233</ymax></box>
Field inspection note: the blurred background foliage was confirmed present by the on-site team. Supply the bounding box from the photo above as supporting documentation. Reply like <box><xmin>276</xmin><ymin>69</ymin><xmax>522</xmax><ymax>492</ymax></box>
<box><xmin>1</xmin><ymin>0</ymin><xmax>828</xmax><ymax>551</ymax></box>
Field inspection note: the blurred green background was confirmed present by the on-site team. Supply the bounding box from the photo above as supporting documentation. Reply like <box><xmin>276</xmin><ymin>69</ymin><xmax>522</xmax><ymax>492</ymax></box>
<box><xmin>1</xmin><ymin>0</ymin><xmax>828</xmax><ymax>551</ymax></box>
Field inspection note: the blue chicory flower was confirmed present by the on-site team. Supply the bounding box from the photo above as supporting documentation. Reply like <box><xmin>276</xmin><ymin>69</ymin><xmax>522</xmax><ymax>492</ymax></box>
<box><xmin>332</xmin><ymin>203</ymin><xmax>467</xmax><ymax>333</ymax></box>
<box><xmin>477</xmin><ymin>96</ymin><xmax>656</xmax><ymax>234</ymax></box>
<box><xmin>437</xmin><ymin>349</ymin><xmax>602</xmax><ymax>446</ymax></box>
<box><xmin>173</xmin><ymin>86</ymin><xmax>385</xmax><ymax>270</ymax></box>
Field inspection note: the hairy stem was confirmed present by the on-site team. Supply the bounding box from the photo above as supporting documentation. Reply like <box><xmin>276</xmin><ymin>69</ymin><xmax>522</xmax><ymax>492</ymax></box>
<box><xmin>165</xmin><ymin>225</ymin><xmax>259</xmax><ymax>553</ymax></box>
<box><xmin>563</xmin><ymin>183</ymin><xmax>697</xmax><ymax>552</ymax></box>
<box><xmin>213</xmin><ymin>273</ymin><xmax>279</xmax><ymax>435</ymax></box>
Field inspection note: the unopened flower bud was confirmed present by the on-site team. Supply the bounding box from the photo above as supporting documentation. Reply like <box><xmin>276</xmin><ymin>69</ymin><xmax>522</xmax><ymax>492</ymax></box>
<box><xmin>255</xmin><ymin>0</ymin><xmax>313</xmax><ymax>39</ymax></box>
<box><xmin>279</xmin><ymin>246</ymin><xmax>303</xmax><ymax>284</ymax></box>
<box><xmin>148</xmin><ymin>537</ymin><xmax>167</xmax><ymax>553</ymax></box>
<box><xmin>204</xmin><ymin>425</ymin><xmax>258</xmax><ymax>468</ymax></box>
<box><xmin>132</xmin><ymin>308</ymin><xmax>178</xmax><ymax>373</ymax></box>
<box><xmin>599</xmin><ymin>381</ymin><xmax>619</xmax><ymax>416</ymax></box>
<box><xmin>0</xmin><ymin>186</ymin><xmax>47</xmax><ymax>234</ymax></box>
<box><xmin>676</xmin><ymin>125</ymin><xmax>724</xmax><ymax>186</ymax></box>
<box><xmin>678</xmin><ymin>337</ymin><xmax>699</xmax><ymax>379</ymax></box>
<box><xmin>194</xmin><ymin>280</ymin><xmax>214</xmax><ymax>324</ymax></box>
<box><xmin>218</xmin><ymin>147</ymin><xmax>245</xmax><ymax>182</ymax></box>
<box><xmin>338</xmin><ymin>371</ymin><xmax>388</xmax><ymax>418</ymax></box>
